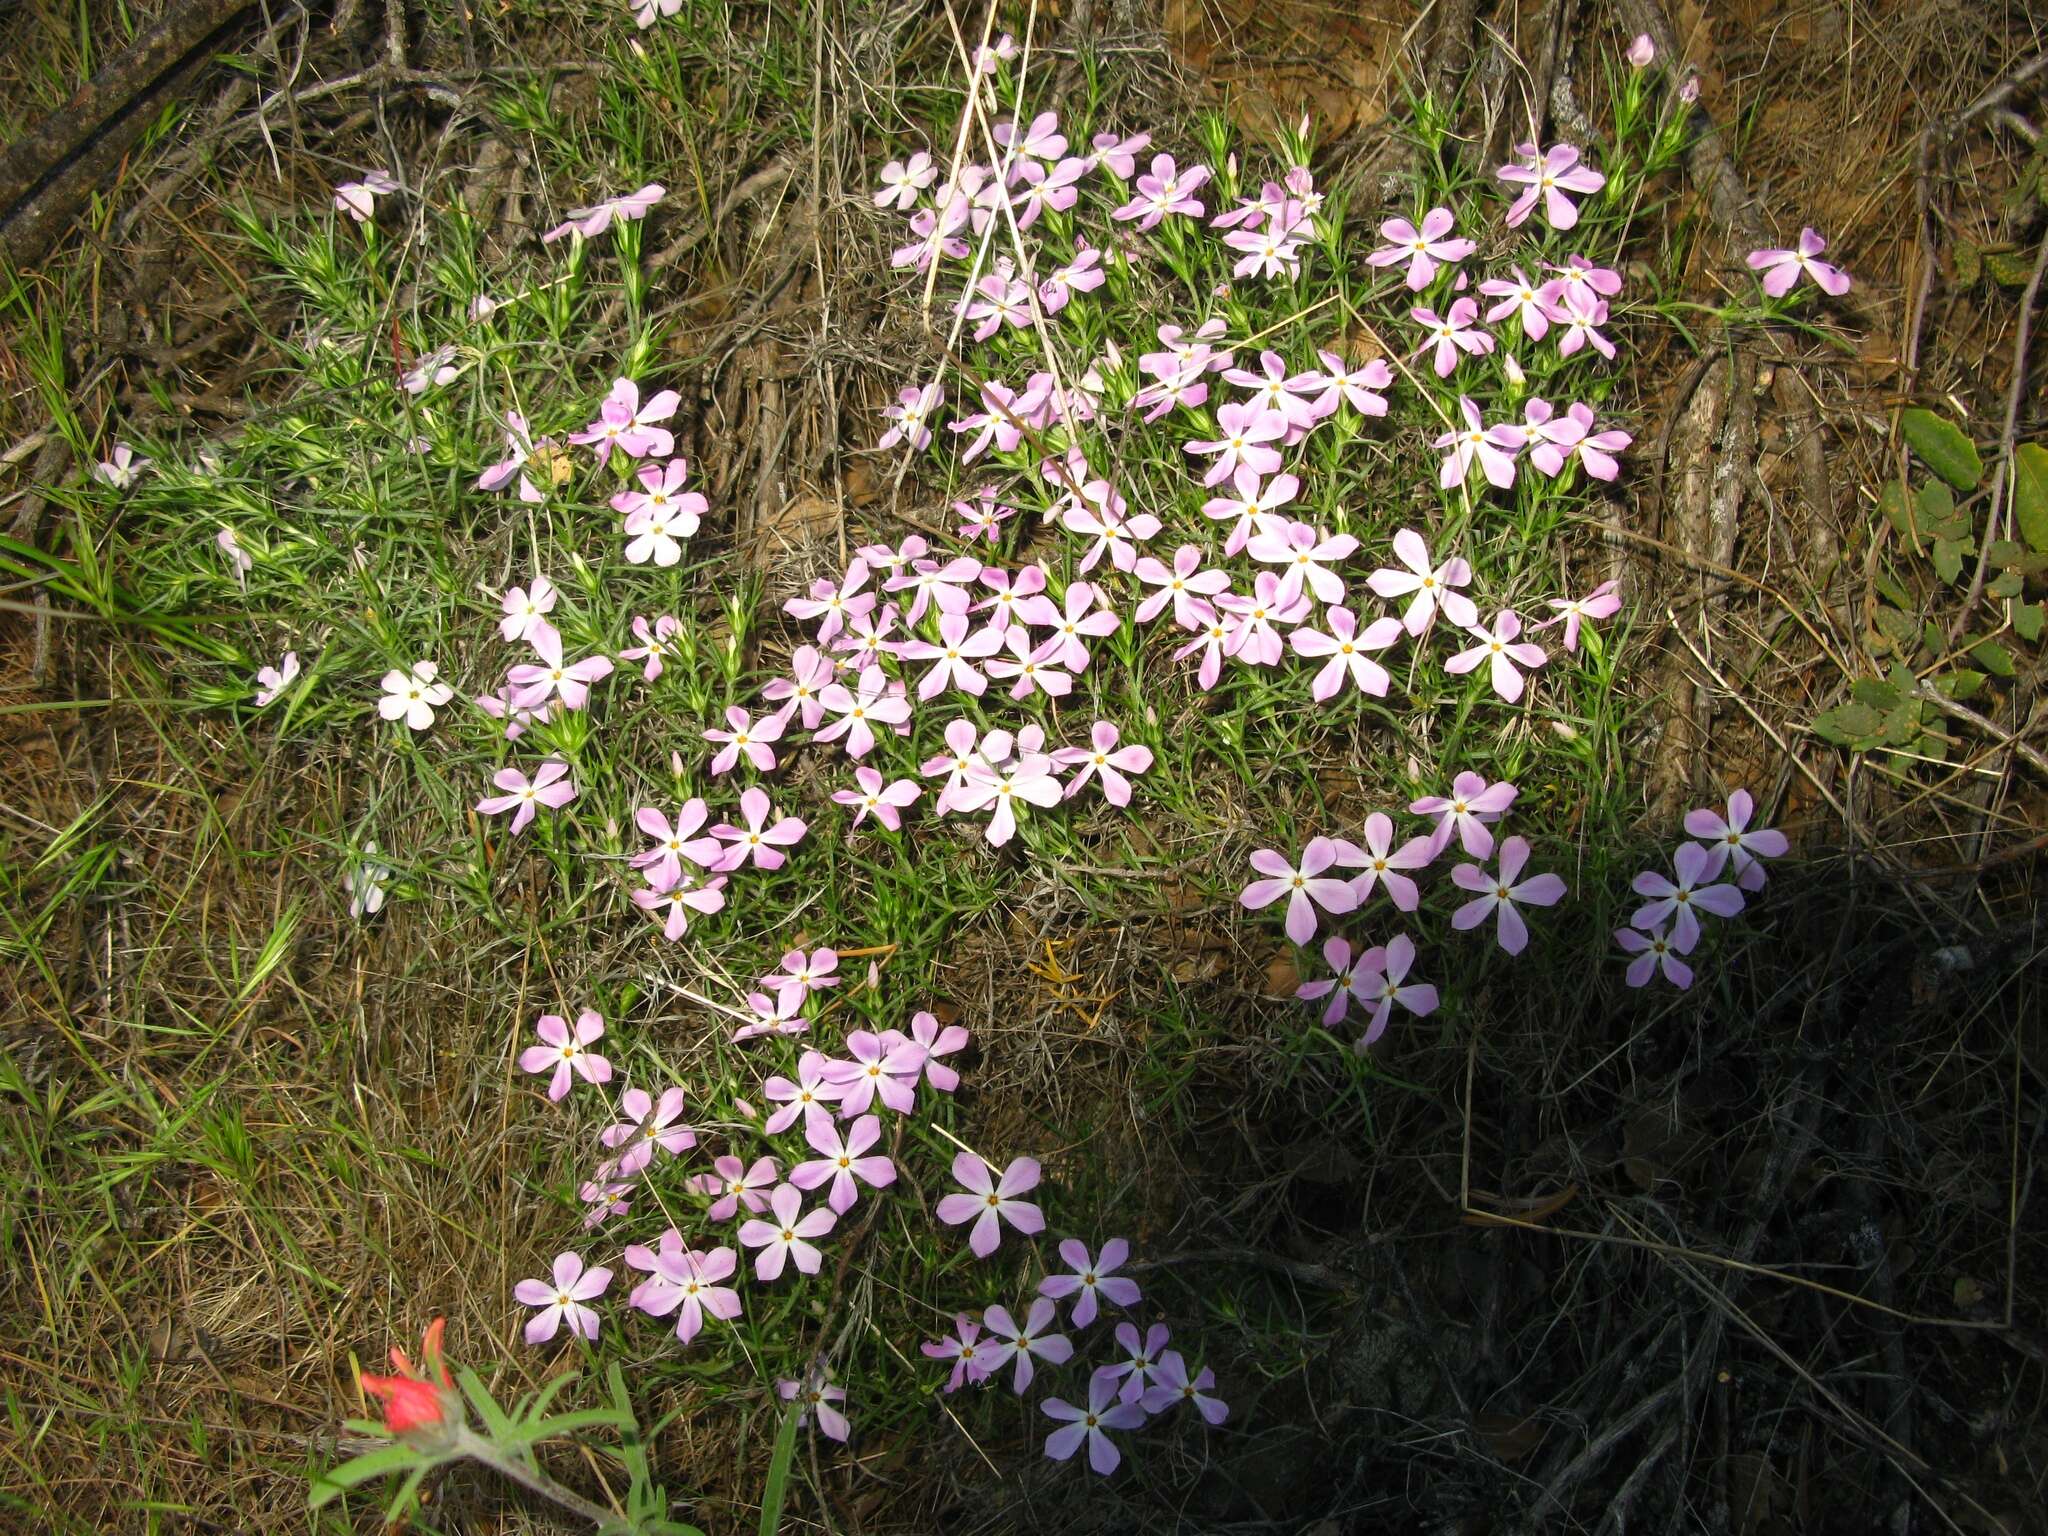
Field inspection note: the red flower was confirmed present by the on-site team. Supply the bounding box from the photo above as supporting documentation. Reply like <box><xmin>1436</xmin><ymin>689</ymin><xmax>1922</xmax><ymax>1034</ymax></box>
<box><xmin>360</xmin><ymin>1318</ymin><xmax>458</xmax><ymax>1438</ymax></box>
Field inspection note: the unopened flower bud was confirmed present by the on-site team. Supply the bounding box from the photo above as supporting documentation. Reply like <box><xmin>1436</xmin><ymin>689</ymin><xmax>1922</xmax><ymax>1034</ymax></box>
<box><xmin>1626</xmin><ymin>34</ymin><xmax>1655</xmax><ymax>68</ymax></box>
<box><xmin>1679</xmin><ymin>74</ymin><xmax>1700</xmax><ymax>103</ymax></box>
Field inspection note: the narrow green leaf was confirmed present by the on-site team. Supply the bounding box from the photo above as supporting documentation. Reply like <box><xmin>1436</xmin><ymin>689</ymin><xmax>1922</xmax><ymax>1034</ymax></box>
<box><xmin>1902</xmin><ymin>408</ymin><xmax>1983</xmax><ymax>491</ymax></box>
<box><xmin>757</xmin><ymin>1403</ymin><xmax>802</xmax><ymax>1536</ymax></box>
<box><xmin>309</xmin><ymin>1444</ymin><xmax>428</xmax><ymax>1508</ymax></box>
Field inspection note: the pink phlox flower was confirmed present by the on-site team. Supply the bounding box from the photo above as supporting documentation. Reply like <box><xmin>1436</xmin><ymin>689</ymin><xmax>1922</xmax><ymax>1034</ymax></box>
<box><xmin>1039</xmin><ymin>1237</ymin><xmax>1140</xmax><ymax>1329</ymax></box>
<box><xmin>921</xmin><ymin>718</ymin><xmax>1001</xmax><ymax>812</ymax></box>
<box><xmin>1217</xmin><ymin>571</ymin><xmax>1309</xmax><ymax>667</ymax></box>
<box><xmin>1142</xmin><ymin>318</ymin><xmax>1233</xmax><ymax>378</ymax></box>
<box><xmin>508</xmin><ymin>626</ymin><xmax>614</xmax><ymax>711</ymax></box>
<box><xmin>378</xmin><ymin>660</ymin><xmax>451</xmax><ymax>730</ymax></box>
<box><xmin>1096</xmin><ymin>1320</ymin><xmax>1172</xmax><ymax>1406</ymax></box>
<box><xmin>935</xmin><ymin>1152</ymin><xmax>1045</xmax><ymax>1258</ymax></box>
<box><xmin>253</xmin><ymin>652</ymin><xmax>300</xmax><ymax>708</ymax></box>
<box><xmin>1434</xmin><ymin>396</ymin><xmax>1527</xmax><ymax>490</ymax></box>
<box><xmin>1353</xmin><ymin>932</ymin><xmax>1438</xmax><ymax>1048</ymax></box>
<box><xmin>832</xmin><ymin>603</ymin><xmax>904</xmax><ymax>670</ymax></box>
<box><xmin>1040</xmin><ymin>241</ymin><xmax>1107</xmax><ymax>313</ymax></box>
<box><xmin>614</xmin><ymin>458</ymin><xmax>707</xmax><ymax>565</ymax></box>
<box><xmin>739</xmin><ymin>1184</ymin><xmax>836</xmax><ymax>1281</ymax></box>
<box><xmin>923</xmin><ymin>1314</ymin><xmax>991</xmax><ymax>1392</ymax></box>
<box><xmin>878</xmin><ymin>383</ymin><xmax>943</xmax><ymax>452</ymax></box>
<box><xmin>832</xmin><ymin>765</ymin><xmax>920</xmax><ymax>831</ymax></box>
<box><xmin>569</xmin><ymin>376</ymin><xmax>679</xmax><ymax>464</ymax></box>
<box><xmin>950</xmin><ymin>735</ymin><xmax>1063</xmax><ymax>836</ymax></box>
<box><xmin>332</xmin><ymin>169</ymin><xmax>399</xmax><ymax>222</ymax></box>
<box><xmin>476</xmin><ymin>758</ymin><xmax>576</xmax><ymax>835</ymax></box>
<box><xmin>762</xmin><ymin>643</ymin><xmax>837</xmax><ymax>730</ymax></box>
<box><xmin>644</xmin><ymin>1247</ymin><xmax>741</xmax><ymax>1345</ymax></box>
<box><xmin>1301</xmin><ymin>351</ymin><xmax>1393</xmax><ymax>418</ymax></box>
<box><xmin>1133</xmin><ymin>544</ymin><xmax>1229</xmax><ymax>627</ymax></box>
<box><xmin>1288</xmin><ymin>605</ymin><xmax>1404</xmax><ymax>701</ymax></box>
<box><xmin>1333</xmin><ymin>811</ymin><xmax>1434</xmax><ymax>910</ymax></box>
<box><xmin>1411</xmin><ymin>771</ymin><xmax>1519</xmax><ymax>858</ymax></box>
<box><xmin>1042</xmin><ymin>1374</ymin><xmax>1147</xmax><ymax>1474</ymax></box>
<box><xmin>1247</xmin><ymin>519</ymin><xmax>1359</xmax><ymax>606</ymax></box>
<box><xmin>691</xmin><ymin>1155</ymin><xmax>779</xmax><ymax>1220</ymax></box>
<box><xmin>475</xmin><ymin>684</ymin><xmax>549</xmax><ymax>740</ymax></box>
<box><xmin>631</xmin><ymin>799</ymin><xmax>721</xmax><ymax>889</ymax></box>
<box><xmin>1684</xmin><ymin>787</ymin><xmax>1789</xmax><ymax>889</ymax></box>
<box><xmin>603</xmin><ymin>1085</ymin><xmax>695</xmax><ymax>1175</ymax></box>
<box><xmin>1368</xmin><ymin>528</ymin><xmax>1478</xmax><ymax>636</ymax></box>
<box><xmin>1445</xmin><ymin>608</ymin><xmax>1549</xmax><ymax>703</ymax></box>
<box><xmin>1141</xmin><ymin>1349</ymin><xmax>1229</xmax><ymax>1423</ymax></box>
<box><xmin>1562</xmin><ymin>402</ymin><xmax>1630</xmax><ymax>481</ymax></box>
<box><xmin>1497</xmin><ymin>142</ymin><xmax>1605</xmax><ymax>230</ymax></box>
<box><xmin>1296</xmin><ymin>935</ymin><xmax>1375</xmax><ymax>1027</ymax></box>
<box><xmin>1019</xmin><ymin>580</ymin><xmax>1120</xmax><ymax>671</ymax></box>
<box><xmin>1451</xmin><ymin>835</ymin><xmax>1568</xmax><ymax>955</ymax></box>
<box><xmin>1211</xmin><ymin>179</ymin><xmax>1288</xmax><ymax>230</ymax></box>
<box><xmin>884</xmin><ymin>555</ymin><xmax>982</xmax><ymax>625</ymax></box>
<box><xmin>790</xmin><ymin>1112</ymin><xmax>895</xmax><ymax>1214</ymax></box>
<box><xmin>1202</xmin><ymin>466</ymin><xmax>1298</xmax><ymax>557</ymax></box>
<box><xmin>476</xmin><ymin>411</ymin><xmax>553</xmax><ymax>503</ymax></box>
<box><xmin>1616</xmin><ymin>924</ymin><xmax>1696</xmax><ymax>989</ymax></box>
<box><xmin>96</xmin><ymin>442</ymin><xmax>150</xmax><ymax>489</ymax></box>
<box><xmin>1540</xmin><ymin>578</ymin><xmax>1623</xmax><ymax>651</ymax></box>
<box><xmin>762</xmin><ymin>1050</ymin><xmax>846</xmax><ymax>1133</ymax></box>
<box><xmin>994</xmin><ymin>109</ymin><xmax>1068</xmax><ymax>161</ymax></box>
<box><xmin>400</xmin><ymin>344</ymin><xmax>461</xmax><ymax>396</ymax></box>
<box><xmin>959</xmin><ymin>265</ymin><xmax>1039</xmax><ymax>342</ymax></box>
<box><xmin>704</xmin><ymin>705</ymin><xmax>783</xmax><ymax>775</ymax></box>
<box><xmin>514</xmin><ymin>1251</ymin><xmax>611</xmax><ymax>1344</ymax></box>
<box><xmin>1366</xmin><ymin>207</ymin><xmax>1476</xmax><ymax>290</ymax></box>
<box><xmin>1631</xmin><ymin>840</ymin><xmax>1747</xmax><ymax>948</ymax></box>
<box><xmin>974</xmin><ymin>564</ymin><xmax>1047</xmax><ymax>633</ymax></box>
<box><xmin>763</xmin><ymin>947</ymin><xmax>840</xmax><ymax>1011</ymax></box>
<box><xmin>882</xmin><ymin>609</ymin><xmax>992</xmax><ymax>704</ymax></box>
<box><xmin>874</xmin><ymin>150</ymin><xmax>936</xmax><ymax>210</ymax></box>
<box><xmin>784</xmin><ymin>566</ymin><xmax>875</xmax><ymax>645</ymax></box>
<box><xmin>1520</xmin><ymin>396</ymin><xmax>1586</xmax><ymax>477</ymax></box>
<box><xmin>980</xmin><ymin>625</ymin><xmax>1070</xmax><ymax>701</ymax></box>
<box><xmin>1222</xmin><ymin>212</ymin><xmax>1307</xmax><ymax>280</ymax></box>
<box><xmin>1172</xmin><ymin>608</ymin><xmax>1234</xmax><ymax>691</ymax></box>
<box><xmin>909</xmin><ymin>1009</ymin><xmax>969</xmax><ymax>1092</ymax></box>
<box><xmin>1129</xmin><ymin>359</ymin><xmax>1209</xmax><ymax>423</ymax></box>
<box><xmin>1013</xmin><ymin>156</ymin><xmax>1089</xmax><ymax>228</ymax></box>
<box><xmin>519</xmin><ymin>1009</ymin><xmax>612</xmax><ymax>1101</ymax></box>
<box><xmin>499</xmin><ymin>574</ymin><xmax>559</xmax><ymax>647</ymax></box>
<box><xmin>775</xmin><ymin>1371</ymin><xmax>850</xmax><ymax>1442</ymax></box>
<box><xmin>623</xmin><ymin>1226</ymin><xmax>686</xmax><ymax>1307</ymax></box>
<box><xmin>1539</xmin><ymin>253</ymin><xmax>1624</xmax><ymax>311</ymax></box>
<box><xmin>1555</xmin><ymin>286</ymin><xmax>1617</xmax><ymax>360</ymax></box>
<box><xmin>542</xmin><ymin>182</ymin><xmax>664</xmax><ymax>243</ymax></box>
<box><xmin>977</xmin><ymin>1297</ymin><xmax>1073</xmax><ymax>1394</ymax></box>
<box><xmin>1747</xmin><ymin>227</ymin><xmax>1852</xmax><ymax>297</ymax></box>
<box><xmin>815</xmin><ymin>663</ymin><xmax>911</xmax><ymax>759</ymax></box>
<box><xmin>1053</xmin><ymin>720</ymin><xmax>1153</xmax><ymax>807</ymax></box>
<box><xmin>954</xmin><ymin>485</ymin><xmax>1021</xmax><ymax>542</ymax></box>
<box><xmin>1111</xmin><ymin>153</ymin><xmax>1211</xmax><ymax>229</ymax></box>
<box><xmin>948</xmin><ymin>379</ymin><xmax>1038</xmax><ymax>463</ymax></box>
<box><xmin>1061</xmin><ymin>500</ymin><xmax>1160</xmax><ymax>575</ymax></box>
<box><xmin>1240</xmin><ymin>836</ymin><xmax>1358</xmax><ymax>945</ymax></box>
<box><xmin>890</xmin><ymin>196</ymin><xmax>970</xmax><ymax>271</ymax></box>
<box><xmin>1479</xmin><ymin>265</ymin><xmax>1557</xmax><ymax>340</ymax></box>
<box><xmin>709</xmin><ymin>785</ymin><xmax>807</xmax><ymax>870</ymax></box>
<box><xmin>1222</xmin><ymin>350</ymin><xmax>1321</xmax><ymax>431</ymax></box>
<box><xmin>1089</xmin><ymin>130</ymin><xmax>1152</xmax><ymax>178</ymax></box>
<box><xmin>1185</xmin><ymin>400</ymin><xmax>1286</xmax><ymax>487</ymax></box>
<box><xmin>579</xmin><ymin>1180</ymin><xmax>631</xmax><ymax>1229</ymax></box>
<box><xmin>823</xmin><ymin>1029</ymin><xmax>925</xmax><ymax>1117</ymax></box>
<box><xmin>1411</xmin><ymin>298</ymin><xmax>1494</xmax><ymax>378</ymax></box>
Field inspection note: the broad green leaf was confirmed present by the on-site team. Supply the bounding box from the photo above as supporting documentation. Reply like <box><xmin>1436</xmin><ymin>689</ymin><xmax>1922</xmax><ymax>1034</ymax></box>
<box><xmin>1851</xmin><ymin>678</ymin><xmax>1903</xmax><ymax>711</ymax></box>
<box><xmin>1937</xmin><ymin>669</ymin><xmax>1987</xmax><ymax>701</ymax></box>
<box><xmin>1931</xmin><ymin>537</ymin><xmax>1965</xmax><ymax>584</ymax></box>
<box><xmin>1872</xmin><ymin>606</ymin><xmax>1918</xmax><ymax>654</ymax></box>
<box><xmin>1882</xmin><ymin>700</ymin><xmax>1924</xmax><ymax>747</ymax></box>
<box><xmin>1873</xmin><ymin>568</ymin><xmax>1915</xmax><ymax>610</ymax></box>
<box><xmin>1970</xmin><ymin>638</ymin><xmax>2016</xmax><ymax>677</ymax></box>
<box><xmin>2014</xmin><ymin>601</ymin><xmax>2045</xmax><ymax>643</ymax></box>
<box><xmin>1952</xmin><ymin>237</ymin><xmax>1981</xmax><ymax>286</ymax></box>
<box><xmin>1902</xmin><ymin>408</ymin><xmax>1983</xmax><ymax>491</ymax></box>
<box><xmin>2014</xmin><ymin>442</ymin><xmax>2048</xmax><ymax>554</ymax></box>
<box><xmin>1984</xmin><ymin>249</ymin><xmax>2036</xmax><ymax>287</ymax></box>
<box><xmin>1878</xmin><ymin>481</ymin><xmax>1915</xmax><ymax>542</ymax></box>
<box><xmin>1812</xmin><ymin>701</ymin><xmax>1885</xmax><ymax>745</ymax></box>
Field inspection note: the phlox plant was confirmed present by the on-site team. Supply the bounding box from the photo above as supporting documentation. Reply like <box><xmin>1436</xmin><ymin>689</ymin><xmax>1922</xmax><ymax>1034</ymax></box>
<box><xmin>66</xmin><ymin>11</ymin><xmax>1827</xmax><ymax>1526</ymax></box>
